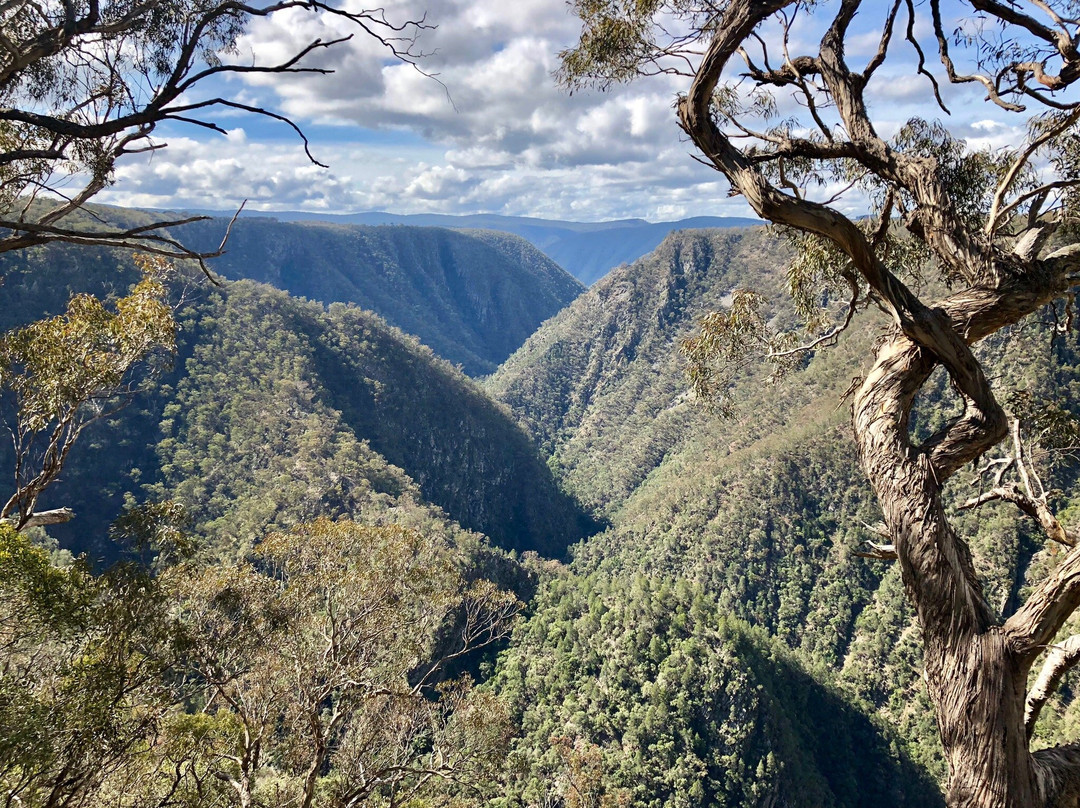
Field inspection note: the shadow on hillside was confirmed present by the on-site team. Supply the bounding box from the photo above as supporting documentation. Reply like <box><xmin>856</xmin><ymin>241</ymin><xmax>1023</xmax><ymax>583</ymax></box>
<box><xmin>309</xmin><ymin>325</ymin><xmax>603</xmax><ymax>559</ymax></box>
<box><xmin>747</xmin><ymin>636</ymin><xmax>944</xmax><ymax>808</ymax></box>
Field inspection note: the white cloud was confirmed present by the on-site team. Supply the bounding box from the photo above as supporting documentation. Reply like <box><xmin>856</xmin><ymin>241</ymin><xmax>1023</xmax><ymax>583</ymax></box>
<box><xmin>94</xmin><ymin>1</ymin><xmax>1048</xmax><ymax>221</ymax></box>
<box><xmin>104</xmin><ymin>135</ymin><xmax>381</xmax><ymax>211</ymax></box>
<box><xmin>100</xmin><ymin>129</ymin><xmax>756</xmax><ymax>221</ymax></box>
<box><xmin>203</xmin><ymin>0</ymin><xmax>708</xmax><ymax>217</ymax></box>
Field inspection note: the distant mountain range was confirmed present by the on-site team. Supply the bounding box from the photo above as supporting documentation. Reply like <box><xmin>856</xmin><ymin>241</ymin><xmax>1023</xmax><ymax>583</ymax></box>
<box><xmin>175</xmin><ymin>209</ymin><xmax>764</xmax><ymax>285</ymax></box>
<box><xmin>172</xmin><ymin>217</ymin><xmax>584</xmax><ymax>375</ymax></box>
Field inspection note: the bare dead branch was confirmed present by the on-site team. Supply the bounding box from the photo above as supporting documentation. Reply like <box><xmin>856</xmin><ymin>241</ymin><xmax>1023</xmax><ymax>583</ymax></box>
<box><xmin>855</xmin><ymin>540</ymin><xmax>898</xmax><ymax>561</ymax></box>
<box><xmin>930</xmin><ymin>0</ymin><xmax>1025</xmax><ymax>111</ymax></box>
<box><xmin>0</xmin><ymin>0</ymin><xmax>433</xmax><ymax>258</ymax></box>
<box><xmin>864</xmin><ymin>0</ymin><xmax>902</xmax><ymax>79</ymax></box>
<box><xmin>961</xmin><ymin>485</ymin><xmax>1075</xmax><ymax>546</ymax></box>
<box><xmin>164</xmin><ymin>98</ymin><xmax>330</xmax><ymax>168</ymax></box>
<box><xmin>989</xmin><ymin>109</ymin><xmax>1080</xmax><ymax>236</ymax></box>
<box><xmin>1026</xmin><ymin>634</ymin><xmax>1080</xmax><ymax>739</ymax></box>
<box><xmin>970</xmin><ymin>0</ymin><xmax>1063</xmax><ymax>47</ymax></box>
<box><xmin>1</xmin><ymin>506</ymin><xmax>75</xmax><ymax>530</ymax></box>
<box><xmin>902</xmin><ymin>0</ymin><xmax>950</xmax><ymax>114</ymax></box>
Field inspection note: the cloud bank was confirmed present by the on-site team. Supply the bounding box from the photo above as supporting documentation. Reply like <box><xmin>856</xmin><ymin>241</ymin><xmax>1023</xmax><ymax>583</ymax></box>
<box><xmin>100</xmin><ymin>1</ymin><xmax>1027</xmax><ymax>220</ymax></box>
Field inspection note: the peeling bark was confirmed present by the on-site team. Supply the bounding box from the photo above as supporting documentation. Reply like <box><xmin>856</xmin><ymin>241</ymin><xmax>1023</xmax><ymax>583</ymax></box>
<box><xmin>1026</xmin><ymin>635</ymin><xmax>1080</xmax><ymax>740</ymax></box>
<box><xmin>669</xmin><ymin>1</ymin><xmax>1080</xmax><ymax>804</ymax></box>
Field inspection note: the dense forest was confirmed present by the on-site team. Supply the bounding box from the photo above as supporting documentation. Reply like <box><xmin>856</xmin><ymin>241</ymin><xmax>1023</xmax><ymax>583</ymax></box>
<box><xmin>0</xmin><ymin>229</ymin><xmax>596</xmax><ymax>562</ymax></box>
<box><xmin>5</xmin><ymin>212</ymin><xmax>1080</xmax><ymax>806</ymax></box>
<box><xmin>489</xmin><ymin>226</ymin><xmax>1080</xmax><ymax>802</ymax></box>
<box><xmin>7</xmin><ymin>0</ymin><xmax>1080</xmax><ymax>801</ymax></box>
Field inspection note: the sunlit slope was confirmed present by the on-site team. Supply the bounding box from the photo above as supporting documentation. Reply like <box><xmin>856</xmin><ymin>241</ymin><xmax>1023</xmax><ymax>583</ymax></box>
<box><xmin>486</xmin><ymin>227</ymin><xmax>795</xmax><ymax>514</ymax></box>
<box><xmin>0</xmin><ymin>245</ymin><xmax>596</xmax><ymax>560</ymax></box>
<box><xmin>488</xmin><ymin>225</ymin><xmax>1080</xmax><ymax>799</ymax></box>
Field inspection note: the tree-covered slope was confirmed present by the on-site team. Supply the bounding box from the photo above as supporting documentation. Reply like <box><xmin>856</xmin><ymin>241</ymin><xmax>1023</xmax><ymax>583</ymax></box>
<box><xmin>486</xmin><ymin>227</ymin><xmax>794</xmax><ymax>514</ymax></box>
<box><xmin>149</xmin><ymin>280</ymin><xmax>596</xmax><ymax>557</ymax></box>
<box><xmin>174</xmin><ymin>217</ymin><xmax>585</xmax><ymax>375</ymax></box>
<box><xmin>0</xmin><ymin>245</ymin><xmax>595</xmax><ymax>561</ymax></box>
<box><xmin>495</xmin><ymin>568</ymin><xmax>942</xmax><ymax>808</ymax></box>
<box><xmin>487</xmin><ymin>226</ymin><xmax>1080</xmax><ymax>803</ymax></box>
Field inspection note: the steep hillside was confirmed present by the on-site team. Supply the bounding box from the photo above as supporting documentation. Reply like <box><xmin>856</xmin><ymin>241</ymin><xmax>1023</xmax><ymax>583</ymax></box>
<box><xmin>0</xmin><ymin>247</ymin><xmax>596</xmax><ymax>561</ymax></box>
<box><xmin>486</xmin><ymin>227</ymin><xmax>794</xmax><ymax>514</ymax></box>
<box><xmin>149</xmin><ymin>280</ymin><xmax>596</xmax><ymax>557</ymax></box>
<box><xmin>496</xmin><ymin>568</ymin><xmax>942</xmax><ymax>808</ymax></box>
<box><xmin>173</xmin><ymin>217</ymin><xmax>584</xmax><ymax>375</ymax></box>
<box><xmin>488</xmin><ymin>226</ymin><xmax>1080</xmax><ymax>802</ymax></box>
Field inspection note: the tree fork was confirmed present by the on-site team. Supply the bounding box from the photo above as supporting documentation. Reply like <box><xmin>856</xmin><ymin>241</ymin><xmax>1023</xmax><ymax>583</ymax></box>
<box><xmin>675</xmin><ymin>2</ymin><xmax>1080</xmax><ymax>805</ymax></box>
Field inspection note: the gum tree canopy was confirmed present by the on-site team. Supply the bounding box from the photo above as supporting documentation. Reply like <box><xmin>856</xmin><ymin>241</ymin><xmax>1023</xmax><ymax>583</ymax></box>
<box><xmin>0</xmin><ymin>0</ymin><xmax>426</xmax><ymax>259</ymax></box>
<box><xmin>562</xmin><ymin>2</ymin><xmax>1080</xmax><ymax>807</ymax></box>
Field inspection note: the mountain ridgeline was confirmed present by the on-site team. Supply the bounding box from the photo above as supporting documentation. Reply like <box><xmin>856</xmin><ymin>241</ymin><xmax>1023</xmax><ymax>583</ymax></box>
<box><xmin>178</xmin><ymin>208</ymin><xmax>765</xmax><ymax>286</ymax></box>
<box><xmin>173</xmin><ymin>217</ymin><xmax>585</xmax><ymax>375</ymax></box>
<box><xmin>0</xmin><ymin>225</ymin><xmax>597</xmax><ymax>562</ymax></box>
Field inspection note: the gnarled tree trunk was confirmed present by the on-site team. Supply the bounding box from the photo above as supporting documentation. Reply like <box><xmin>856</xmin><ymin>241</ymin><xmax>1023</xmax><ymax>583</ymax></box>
<box><xmin>854</xmin><ymin>321</ymin><xmax>1080</xmax><ymax>808</ymax></box>
<box><xmin>854</xmin><ymin>331</ymin><xmax>1031</xmax><ymax>806</ymax></box>
<box><xmin>668</xmin><ymin>1</ymin><xmax>1080</xmax><ymax>804</ymax></box>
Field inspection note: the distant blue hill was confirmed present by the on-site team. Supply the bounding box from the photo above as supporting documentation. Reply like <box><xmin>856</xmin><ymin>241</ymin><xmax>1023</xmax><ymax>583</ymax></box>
<box><xmin>176</xmin><ymin>209</ymin><xmax>764</xmax><ymax>285</ymax></box>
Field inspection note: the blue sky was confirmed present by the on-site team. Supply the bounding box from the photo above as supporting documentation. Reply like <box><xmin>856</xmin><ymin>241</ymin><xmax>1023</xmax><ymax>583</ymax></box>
<box><xmin>96</xmin><ymin>0</ymin><xmax>1040</xmax><ymax>222</ymax></box>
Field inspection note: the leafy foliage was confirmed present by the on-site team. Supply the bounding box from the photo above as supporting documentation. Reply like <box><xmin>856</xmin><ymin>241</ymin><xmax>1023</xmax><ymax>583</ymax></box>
<box><xmin>491</xmin><ymin>226</ymin><xmax>1080</xmax><ymax>801</ymax></box>
<box><xmin>0</xmin><ymin>524</ymin><xmax>180</xmax><ymax>808</ymax></box>
<box><xmin>0</xmin><ymin>513</ymin><xmax>520</xmax><ymax>808</ymax></box>
<box><xmin>164</xmin><ymin>518</ymin><xmax>518</xmax><ymax>808</ymax></box>
<box><xmin>0</xmin><ymin>255</ymin><xmax>175</xmax><ymax>526</ymax></box>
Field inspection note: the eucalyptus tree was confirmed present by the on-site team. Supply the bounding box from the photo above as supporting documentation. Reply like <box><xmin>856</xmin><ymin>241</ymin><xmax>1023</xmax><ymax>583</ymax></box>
<box><xmin>168</xmin><ymin>518</ymin><xmax>518</xmax><ymax>808</ymax></box>
<box><xmin>0</xmin><ymin>254</ymin><xmax>175</xmax><ymax>529</ymax></box>
<box><xmin>0</xmin><ymin>0</ymin><xmax>428</xmax><ymax>261</ymax></box>
<box><xmin>0</xmin><ymin>522</ymin><xmax>183</xmax><ymax>808</ymax></box>
<box><xmin>0</xmin><ymin>0</ymin><xmax>427</xmax><ymax>526</ymax></box>
<box><xmin>561</xmin><ymin>1</ymin><xmax>1080</xmax><ymax>806</ymax></box>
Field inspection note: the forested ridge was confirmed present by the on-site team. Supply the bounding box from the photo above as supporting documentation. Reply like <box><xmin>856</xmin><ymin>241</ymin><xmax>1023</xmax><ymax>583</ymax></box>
<box><xmin>488</xmin><ymin>227</ymin><xmax>1080</xmax><ymax>805</ymax></box>
<box><xmin>173</xmin><ymin>217</ymin><xmax>585</xmax><ymax>376</ymax></box>
<box><xmin>487</xmin><ymin>227</ymin><xmax>795</xmax><ymax>513</ymax></box>
<box><xmin>6</xmin><ymin>218</ymin><xmax>1080</xmax><ymax>806</ymax></box>
<box><xmin>195</xmin><ymin>209</ymin><xmax>763</xmax><ymax>286</ymax></box>
<box><xmin>0</xmin><ymin>230</ymin><xmax>596</xmax><ymax>562</ymax></box>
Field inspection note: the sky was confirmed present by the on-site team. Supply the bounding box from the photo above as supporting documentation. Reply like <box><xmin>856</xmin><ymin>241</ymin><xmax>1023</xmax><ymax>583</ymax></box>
<box><xmin>95</xmin><ymin>0</ymin><xmax>1038</xmax><ymax>222</ymax></box>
